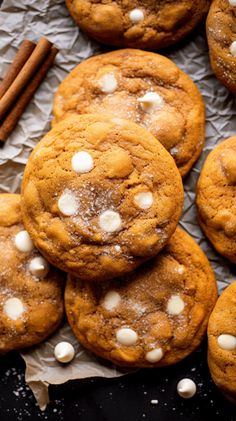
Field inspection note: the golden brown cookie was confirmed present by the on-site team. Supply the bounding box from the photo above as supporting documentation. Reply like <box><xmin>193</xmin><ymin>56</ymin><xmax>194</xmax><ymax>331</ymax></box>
<box><xmin>0</xmin><ymin>194</ymin><xmax>64</xmax><ymax>353</ymax></box>
<box><xmin>196</xmin><ymin>136</ymin><xmax>236</xmax><ymax>263</ymax></box>
<box><xmin>53</xmin><ymin>49</ymin><xmax>205</xmax><ymax>177</ymax></box>
<box><xmin>208</xmin><ymin>281</ymin><xmax>236</xmax><ymax>404</ymax></box>
<box><xmin>207</xmin><ymin>0</ymin><xmax>236</xmax><ymax>95</ymax></box>
<box><xmin>65</xmin><ymin>227</ymin><xmax>218</xmax><ymax>367</ymax></box>
<box><xmin>21</xmin><ymin>114</ymin><xmax>184</xmax><ymax>282</ymax></box>
<box><xmin>66</xmin><ymin>0</ymin><xmax>210</xmax><ymax>50</ymax></box>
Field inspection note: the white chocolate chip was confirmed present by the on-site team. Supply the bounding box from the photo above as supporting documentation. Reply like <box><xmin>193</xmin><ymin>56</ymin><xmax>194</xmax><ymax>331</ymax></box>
<box><xmin>58</xmin><ymin>190</ymin><xmax>79</xmax><ymax>216</ymax></box>
<box><xmin>229</xmin><ymin>0</ymin><xmax>236</xmax><ymax>6</ymax></box>
<box><xmin>111</xmin><ymin>118</ymin><xmax>124</xmax><ymax>126</ymax></box>
<box><xmin>138</xmin><ymin>92</ymin><xmax>164</xmax><ymax>113</ymax></box>
<box><xmin>15</xmin><ymin>230</ymin><xmax>34</xmax><ymax>253</ymax></box>
<box><xmin>230</xmin><ymin>41</ymin><xmax>236</xmax><ymax>57</ymax></box>
<box><xmin>167</xmin><ymin>295</ymin><xmax>185</xmax><ymax>316</ymax></box>
<box><xmin>99</xmin><ymin>210</ymin><xmax>122</xmax><ymax>233</ymax></box>
<box><xmin>217</xmin><ymin>334</ymin><xmax>236</xmax><ymax>350</ymax></box>
<box><xmin>29</xmin><ymin>256</ymin><xmax>49</xmax><ymax>279</ymax></box>
<box><xmin>134</xmin><ymin>191</ymin><xmax>153</xmax><ymax>210</ymax></box>
<box><xmin>177</xmin><ymin>378</ymin><xmax>197</xmax><ymax>399</ymax></box>
<box><xmin>114</xmin><ymin>245</ymin><xmax>121</xmax><ymax>252</ymax></box>
<box><xmin>176</xmin><ymin>264</ymin><xmax>185</xmax><ymax>275</ymax></box>
<box><xmin>3</xmin><ymin>297</ymin><xmax>25</xmax><ymax>320</ymax></box>
<box><xmin>150</xmin><ymin>400</ymin><xmax>159</xmax><ymax>405</ymax></box>
<box><xmin>170</xmin><ymin>146</ymin><xmax>179</xmax><ymax>156</ymax></box>
<box><xmin>116</xmin><ymin>328</ymin><xmax>138</xmax><ymax>346</ymax></box>
<box><xmin>145</xmin><ymin>348</ymin><xmax>164</xmax><ymax>363</ymax></box>
<box><xmin>129</xmin><ymin>8</ymin><xmax>144</xmax><ymax>23</ymax></box>
<box><xmin>54</xmin><ymin>342</ymin><xmax>75</xmax><ymax>363</ymax></box>
<box><xmin>102</xmin><ymin>291</ymin><xmax>121</xmax><ymax>311</ymax></box>
<box><xmin>71</xmin><ymin>151</ymin><xmax>94</xmax><ymax>174</ymax></box>
<box><xmin>98</xmin><ymin>73</ymin><xmax>117</xmax><ymax>93</ymax></box>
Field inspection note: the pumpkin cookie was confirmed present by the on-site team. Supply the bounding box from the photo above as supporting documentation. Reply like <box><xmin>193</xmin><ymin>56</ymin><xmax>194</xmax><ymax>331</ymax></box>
<box><xmin>208</xmin><ymin>281</ymin><xmax>236</xmax><ymax>404</ymax></box>
<box><xmin>66</xmin><ymin>0</ymin><xmax>210</xmax><ymax>51</ymax></box>
<box><xmin>21</xmin><ymin>114</ymin><xmax>184</xmax><ymax>282</ymax></box>
<box><xmin>196</xmin><ymin>136</ymin><xmax>236</xmax><ymax>263</ymax></box>
<box><xmin>0</xmin><ymin>194</ymin><xmax>64</xmax><ymax>353</ymax></box>
<box><xmin>65</xmin><ymin>227</ymin><xmax>218</xmax><ymax>367</ymax></box>
<box><xmin>53</xmin><ymin>49</ymin><xmax>205</xmax><ymax>177</ymax></box>
<box><xmin>207</xmin><ymin>0</ymin><xmax>236</xmax><ymax>95</ymax></box>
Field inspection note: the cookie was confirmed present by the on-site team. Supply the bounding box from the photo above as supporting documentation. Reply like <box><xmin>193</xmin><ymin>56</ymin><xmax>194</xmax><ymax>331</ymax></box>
<box><xmin>207</xmin><ymin>0</ymin><xmax>236</xmax><ymax>95</ymax></box>
<box><xmin>196</xmin><ymin>136</ymin><xmax>236</xmax><ymax>263</ymax></box>
<box><xmin>53</xmin><ymin>49</ymin><xmax>205</xmax><ymax>177</ymax></box>
<box><xmin>65</xmin><ymin>227</ymin><xmax>218</xmax><ymax>367</ymax></box>
<box><xmin>65</xmin><ymin>0</ymin><xmax>210</xmax><ymax>51</ymax></box>
<box><xmin>0</xmin><ymin>194</ymin><xmax>64</xmax><ymax>353</ymax></box>
<box><xmin>21</xmin><ymin>114</ymin><xmax>184</xmax><ymax>282</ymax></box>
<box><xmin>208</xmin><ymin>281</ymin><xmax>236</xmax><ymax>404</ymax></box>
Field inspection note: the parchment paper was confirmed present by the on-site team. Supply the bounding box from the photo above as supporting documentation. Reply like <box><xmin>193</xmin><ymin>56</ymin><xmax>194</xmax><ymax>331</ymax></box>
<box><xmin>21</xmin><ymin>323</ymin><xmax>131</xmax><ymax>410</ymax></box>
<box><xmin>0</xmin><ymin>0</ymin><xmax>236</xmax><ymax>411</ymax></box>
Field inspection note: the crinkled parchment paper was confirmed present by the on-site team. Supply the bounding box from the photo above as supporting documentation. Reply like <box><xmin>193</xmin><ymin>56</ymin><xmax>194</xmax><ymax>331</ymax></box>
<box><xmin>1</xmin><ymin>0</ymin><xmax>236</xmax><ymax>411</ymax></box>
<box><xmin>21</xmin><ymin>324</ymin><xmax>131</xmax><ymax>410</ymax></box>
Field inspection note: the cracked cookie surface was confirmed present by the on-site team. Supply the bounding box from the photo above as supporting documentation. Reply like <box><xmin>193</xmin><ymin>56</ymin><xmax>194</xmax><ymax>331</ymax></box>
<box><xmin>65</xmin><ymin>227</ymin><xmax>217</xmax><ymax>367</ymax></box>
<box><xmin>208</xmin><ymin>281</ymin><xmax>236</xmax><ymax>404</ymax></box>
<box><xmin>53</xmin><ymin>49</ymin><xmax>205</xmax><ymax>177</ymax></box>
<box><xmin>21</xmin><ymin>114</ymin><xmax>183</xmax><ymax>282</ymax></box>
<box><xmin>207</xmin><ymin>0</ymin><xmax>236</xmax><ymax>95</ymax></box>
<box><xmin>66</xmin><ymin>0</ymin><xmax>210</xmax><ymax>50</ymax></box>
<box><xmin>196</xmin><ymin>136</ymin><xmax>236</xmax><ymax>263</ymax></box>
<box><xmin>0</xmin><ymin>194</ymin><xmax>64</xmax><ymax>353</ymax></box>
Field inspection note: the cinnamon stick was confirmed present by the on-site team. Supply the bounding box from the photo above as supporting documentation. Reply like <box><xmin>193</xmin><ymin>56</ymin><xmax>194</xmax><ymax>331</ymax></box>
<box><xmin>0</xmin><ymin>47</ymin><xmax>58</xmax><ymax>143</ymax></box>
<box><xmin>0</xmin><ymin>39</ymin><xmax>36</xmax><ymax>99</ymax></box>
<box><xmin>0</xmin><ymin>37</ymin><xmax>53</xmax><ymax>120</ymax></box>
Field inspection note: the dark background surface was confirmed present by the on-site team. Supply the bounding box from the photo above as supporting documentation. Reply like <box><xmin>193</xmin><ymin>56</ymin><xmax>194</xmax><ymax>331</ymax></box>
<box><xmin>0</xmin><ymin>339</ymin><xmax>236</xmax><ymax>421</ymax></box>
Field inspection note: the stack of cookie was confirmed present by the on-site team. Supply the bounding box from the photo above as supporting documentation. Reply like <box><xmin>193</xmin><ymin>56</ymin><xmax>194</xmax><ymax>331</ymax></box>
<box><xmin>2</xmin><ymin>0</ymin><xmax>236</xmax><ymax>405</ymax></box>
<box><xmin>17</xmin><ymin>103</ymin><xmax>217</xmax><ymax>368</ymax></box>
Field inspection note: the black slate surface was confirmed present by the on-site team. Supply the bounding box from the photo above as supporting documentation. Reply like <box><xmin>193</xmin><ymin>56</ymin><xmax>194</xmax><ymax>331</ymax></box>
<box><xmin>0</xmin><ymin>339</ymin><xmax>235</xmax><ymax>421</ymax></box>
